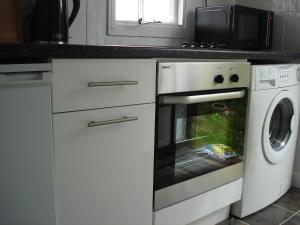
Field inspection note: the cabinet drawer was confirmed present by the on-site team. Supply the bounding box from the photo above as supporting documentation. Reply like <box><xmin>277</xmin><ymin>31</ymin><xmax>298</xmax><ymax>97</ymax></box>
<box><xmin>53</xmin><ymin>104</ymin><xmax>155</xmax><ymax>225</ymax></box>
<box><xmin>52</xmin><ymin>59</ymin><xmax>156</xmax><ymax>113</ymax></box>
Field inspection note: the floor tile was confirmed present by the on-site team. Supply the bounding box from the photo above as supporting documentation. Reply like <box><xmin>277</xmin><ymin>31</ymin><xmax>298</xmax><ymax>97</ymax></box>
<box><xmin>240</xmin><ymin>205</ymin><xmax>294</xmax><ymax>225</ymax></box>
<box><xmin>281</xmin><ymin>214</ymin><xmax>300</xmax><ymax>225</ymax></box>
<box><xmin>217</xmin><ymin>217</ymin><xmax>248</xmax><ymax>225</ymax></box>
<box><xmin>274</xmin><ymin>188</ymin><xmax>300</xmax><ymax>212</ymax></box>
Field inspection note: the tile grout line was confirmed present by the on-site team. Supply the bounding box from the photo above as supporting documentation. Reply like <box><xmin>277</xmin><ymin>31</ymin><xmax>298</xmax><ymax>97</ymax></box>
<box><xmin>279</xmin><ymin>211</ymin><xmax>299</xmax><ymax>225</ymax></box>
<box><xmin>272</xmin><ymin>204</ymin><xmax>297</xmax><ymax>213</ymax></box>
<box><xmin>237</xmin><ymin>220</ymin><xmax>251</xmax><ymax>225</ymax></box>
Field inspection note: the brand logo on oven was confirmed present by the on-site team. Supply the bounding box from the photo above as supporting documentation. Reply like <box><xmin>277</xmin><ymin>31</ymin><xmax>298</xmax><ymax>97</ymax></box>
<box><xmin>162</xmin><ymin>66</ymin><xmax>172</xmax><ymax>69</ymax></box>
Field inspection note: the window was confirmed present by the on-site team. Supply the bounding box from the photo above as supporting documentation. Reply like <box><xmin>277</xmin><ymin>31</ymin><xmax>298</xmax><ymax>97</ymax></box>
<box><xmin>108</xmin><ymin>0</ymin><xmax>187</xmax><ymax>38</ymax></box>
<box><xmin>115</xmin><ymin>0</ymin><xmax>184</xmax><ymax>25</ymax></box>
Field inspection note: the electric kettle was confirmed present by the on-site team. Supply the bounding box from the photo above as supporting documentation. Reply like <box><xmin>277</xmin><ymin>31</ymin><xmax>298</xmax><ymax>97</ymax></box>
<box><xmin>31</xmin><ymin>0</ymin><xmax>80</xmax><ymax>44</ymax></box>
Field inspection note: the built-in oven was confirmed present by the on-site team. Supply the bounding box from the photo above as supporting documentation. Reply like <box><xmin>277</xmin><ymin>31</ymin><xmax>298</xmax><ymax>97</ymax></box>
<box><xmin>154</xmin><ymin>62</ymin><xmax>251</xmax><ymax>211</ymax></box>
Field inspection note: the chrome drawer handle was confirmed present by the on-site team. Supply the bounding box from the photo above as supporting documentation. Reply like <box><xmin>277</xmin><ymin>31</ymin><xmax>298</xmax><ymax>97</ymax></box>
<box><xmin>88</xmin><ymin>116</ymin><xmax>138</xmax><ymax>127</ymax></box>
<box><xmin>88</xmin><ymin>81</ymin><xmax>139</xmax><ymax>87</ymax></box>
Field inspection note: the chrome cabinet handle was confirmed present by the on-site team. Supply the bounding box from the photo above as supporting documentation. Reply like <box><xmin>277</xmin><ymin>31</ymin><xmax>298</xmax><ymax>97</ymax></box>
<box><xmin>88</xmin><ymin>116</ymin><xmax>138</xmax><ymax>127</ymax></box>
<box><xmin>88</xmin><ymin>81</ymin><xmax>139</xmax><ymax>87</ymax></box>
<box><xmin>160</xmin><ymin>90</ymin><xmax>245</xmax><ymax>105</ymax></box>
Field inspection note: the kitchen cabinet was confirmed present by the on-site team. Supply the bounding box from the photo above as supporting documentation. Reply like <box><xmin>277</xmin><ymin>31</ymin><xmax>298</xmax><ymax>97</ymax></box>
<box><xmin>52</xmin><ymin>59</ymin><xmax>156</xmax><ymax>225</ymax></box>
<box><xmin>52</xmin><ymin>59</ymin><xmax>156</xmax><ymax>113</ymax></box>
<box><xmin>0</xmin><ymin>65</ymin><xmax>55</xmax><ymax>225</ymax></box>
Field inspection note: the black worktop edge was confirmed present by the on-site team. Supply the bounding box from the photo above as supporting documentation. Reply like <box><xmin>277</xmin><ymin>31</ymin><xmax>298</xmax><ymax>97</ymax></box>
<box><xmin>0</xmin><ymin>43</ymin><xmax>300</xmax><ymax>61</ymax></box>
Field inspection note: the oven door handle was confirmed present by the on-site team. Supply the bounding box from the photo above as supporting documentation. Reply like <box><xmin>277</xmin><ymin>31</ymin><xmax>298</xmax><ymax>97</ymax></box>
<box><xmin>160</xmin><ymin>90</ymin><xmax>245</xmax><ymax>105</ymax></box>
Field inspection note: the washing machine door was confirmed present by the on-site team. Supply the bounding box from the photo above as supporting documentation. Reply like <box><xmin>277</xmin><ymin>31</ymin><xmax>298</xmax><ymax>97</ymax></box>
<box><xmin>262</xmin><ymin>91</ymin><xmax>297</xmax><ymax>164</ymax></box>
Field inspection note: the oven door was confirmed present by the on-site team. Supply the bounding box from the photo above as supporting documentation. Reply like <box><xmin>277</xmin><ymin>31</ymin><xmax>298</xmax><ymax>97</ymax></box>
<box><xmin>154</xmin><ymin>89</ymin><xmax>247</xmax><ymax>210</ymax></box>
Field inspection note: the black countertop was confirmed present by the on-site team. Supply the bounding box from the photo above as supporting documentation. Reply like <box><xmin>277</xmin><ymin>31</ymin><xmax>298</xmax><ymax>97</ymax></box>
<box><xmin>1</xmin><ymin>43</ymin><xmax>300</xmax><ymax>62</ymax></box>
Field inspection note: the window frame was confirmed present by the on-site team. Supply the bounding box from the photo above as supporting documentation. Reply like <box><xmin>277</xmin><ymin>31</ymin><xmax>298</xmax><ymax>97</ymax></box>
<box><xmin>108</xmin><ymin>0</ymin><xmax>187</xmax><ymax>39</ymax></box>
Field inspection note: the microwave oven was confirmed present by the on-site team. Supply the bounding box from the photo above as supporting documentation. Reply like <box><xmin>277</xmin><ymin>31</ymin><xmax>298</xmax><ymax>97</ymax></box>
<box><xmin>195</xmin><ymin>5</ymin><xmax>273</xmax><ymax>50</ymax></box>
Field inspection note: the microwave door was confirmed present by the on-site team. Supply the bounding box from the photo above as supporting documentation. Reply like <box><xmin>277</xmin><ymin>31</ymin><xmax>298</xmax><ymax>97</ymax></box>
<box><xmin>232</xmin><ymin>5</ymin><xmax>261</xmax><ymax>49</ymax></box>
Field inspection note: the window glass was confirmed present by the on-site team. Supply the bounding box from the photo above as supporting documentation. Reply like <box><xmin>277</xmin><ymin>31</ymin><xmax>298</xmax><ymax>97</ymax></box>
<box><xmin>143</xmin><ymin>0</ymin><xmax>174</xmax><ymax>23</ymax></box>
<box><xmin>115</xmin><ymin>0</ymin><xmax>183</xmax><ymax>25</ymax></box>
<box><xmin>115</xmin><ymin>0</ymin><xmax>139</xmax><ymax>21</ymax></box>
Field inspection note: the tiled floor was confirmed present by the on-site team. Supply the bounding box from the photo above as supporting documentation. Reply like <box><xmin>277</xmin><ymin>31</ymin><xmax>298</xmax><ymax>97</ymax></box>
<box><xmin>218</xmin><ymin>187</ymin><xmax>300</xmax><ymax>225</ymax></box>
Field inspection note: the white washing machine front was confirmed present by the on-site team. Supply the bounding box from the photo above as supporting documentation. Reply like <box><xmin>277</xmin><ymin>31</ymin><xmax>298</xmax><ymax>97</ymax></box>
<box><xmin>262</xmin><ymin>90</ymin><xmax>298</xmax><ymax>164</ymax></box>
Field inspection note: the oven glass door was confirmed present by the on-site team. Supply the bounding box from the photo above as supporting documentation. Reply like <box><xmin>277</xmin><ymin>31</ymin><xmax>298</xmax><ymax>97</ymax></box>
<box><xmin>155</xmin><ymin>90</ymin><xmax>248</xmax><ymax>191</ymax></box>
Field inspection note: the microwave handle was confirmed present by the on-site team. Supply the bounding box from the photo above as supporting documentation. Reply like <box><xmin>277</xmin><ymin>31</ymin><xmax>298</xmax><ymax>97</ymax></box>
<box><xmin>160</xmin><ymin>90</ymin><xmax>245</xmax><ymax>105</ymax></box>
<box><xmin>231</xmin><ymin>6</ymin><xmax>235</xmax><ymax>32</ymax></box>
<box><xmin>266</xmin><ymin>12</ymin><xmax>272</xmax><ymax>48</ymax></box>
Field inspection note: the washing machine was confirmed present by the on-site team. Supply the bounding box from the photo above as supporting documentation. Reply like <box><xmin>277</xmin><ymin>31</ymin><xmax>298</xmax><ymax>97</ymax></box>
<box><xmin>293</xmin><ymin>128</ymin><xmax>300</xmax><ymax>188</ymax></box>
<box><xmin>231</xmin><ymin>64</ymin><xmax>300</xmax><ymax>218</ymax></box>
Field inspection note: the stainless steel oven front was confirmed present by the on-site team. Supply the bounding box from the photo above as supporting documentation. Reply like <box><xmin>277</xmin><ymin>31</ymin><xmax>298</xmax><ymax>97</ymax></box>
<box><xmin>154</xmin><ymin>62</ymin><xmax>250</xmax><ymax>211</ymax></box>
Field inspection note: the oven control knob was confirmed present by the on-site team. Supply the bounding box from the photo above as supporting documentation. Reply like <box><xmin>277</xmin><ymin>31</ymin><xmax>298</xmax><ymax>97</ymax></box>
<box><xmin>230</xmin><ymin>74</ymin><xmax>240</xmax><ymax>82</ymax></box>
<box><xmin>214</xmin><ymin>75</ymin><xmax>224</xmax><ymax>84</ymax></box>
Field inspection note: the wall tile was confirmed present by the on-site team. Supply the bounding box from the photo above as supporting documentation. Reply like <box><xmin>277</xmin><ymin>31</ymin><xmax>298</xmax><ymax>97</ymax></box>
<box><xmin>86</xmin><ymin>0</ymin><xmax>104</xmax><ymax>45</ymax></box>
<box><xmin>272</xmin><ymin>0</ymin><xmax>290</xmax><ymax>12</ymax></box>
<box><xmin>69</xmin><ymin>0</ymin><xmax>87</xmax><ymax>45</ymax></box>
<box><xmin>208</xmin><ymin>0</ymin><xmax>236</xmax><ymax>6</ymax></box>
<box><xmin>284</xmin><ymin>12</ymin><xmax>300</xmax><ymax>51</ymax></box>
<box><xmin>236</xmin><ymin>0</ymin><xmax>273</xmax><ymax>10</ymax></box>
<box><xmin>224</xmin><ymin>0</ymin><xmax>291</xmax><ymax>12</ymax></box>
<box><xmin>290</xmin><ymin>0</ymin><xmax>300</xmax><ymax>12</ymax></box>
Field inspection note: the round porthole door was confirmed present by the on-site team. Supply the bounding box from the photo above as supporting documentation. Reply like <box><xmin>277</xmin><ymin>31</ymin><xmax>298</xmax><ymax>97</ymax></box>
<box><xmin>262</xmin><ymin>91</ymin><xmax>297</xmax><ymax>164</ymax></box>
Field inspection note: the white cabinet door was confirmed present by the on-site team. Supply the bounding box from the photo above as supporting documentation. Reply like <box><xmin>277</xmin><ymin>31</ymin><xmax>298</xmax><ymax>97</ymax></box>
<box><xmin>0</xmin><ymin>85</ymin><xmax>55</xmax><ymax>225</ymax></box>
<box><xmin>53</xmin><ymin>104</ymin><xmax>155</xmax><ymax>225</ymax></box>
<box><xmin>52</xmin><ymin>59</ymin><xmax>156</xmax><ymax>113</ymax></box>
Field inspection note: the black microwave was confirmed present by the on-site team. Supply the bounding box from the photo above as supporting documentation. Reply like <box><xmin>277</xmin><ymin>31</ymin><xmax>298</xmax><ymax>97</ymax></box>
<box><xmin>195</xmin><ymin>5</ymin><xmax>273</xmax><ymax>50</ymax></box>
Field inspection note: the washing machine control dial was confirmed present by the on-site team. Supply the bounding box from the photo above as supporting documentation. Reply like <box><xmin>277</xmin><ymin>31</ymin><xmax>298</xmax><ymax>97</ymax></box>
<box><xmin>230</xmin><ymin>74</ymin><xmax>240</xmax><ymax>82</ymax></box>
<box><xmin>214</xmin><ymin>75</ymin><xmax>224</xmax><ymax>84</ymax></box>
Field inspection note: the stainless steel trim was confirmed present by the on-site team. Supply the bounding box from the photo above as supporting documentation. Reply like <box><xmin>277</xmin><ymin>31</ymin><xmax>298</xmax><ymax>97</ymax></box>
<box><xmin>158</xmin><ymin>62</ymin><xmax>250</xmax><ymax>94</ymax></box>
<box><xmin>88</xmin><ymin>116</ymin><xmax>138</xmax><ymax>127</ymax></box>
<box><xmin>88</xmin><ymin>81</ymin><xmax>139</xmax><ymax>87</ymax></box>
<box><xmin>160</xmin><ymin>90</ymin><xmax>245</xmax><ymax>105</ymax></box>
<box><xmin>154</xmin><ymin>162</ymin><xmax>243</xmax><ymax>211</ymax></box>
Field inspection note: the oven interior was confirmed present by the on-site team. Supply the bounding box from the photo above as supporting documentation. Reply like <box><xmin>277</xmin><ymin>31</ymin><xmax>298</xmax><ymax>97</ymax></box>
<box><xmin>155</xmin><ymin>90</ymin><xmax>248</xmax><ymax>191</ymax></box>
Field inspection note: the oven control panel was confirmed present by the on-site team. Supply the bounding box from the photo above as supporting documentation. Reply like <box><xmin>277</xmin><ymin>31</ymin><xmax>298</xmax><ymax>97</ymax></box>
<box><xmin>230</xmin><ymin>74</ymin><xmax>240</xmax><ymax>82</ymax></box>
<box><xmin>158</xmin><ymin>62</ymin><xmax>251</xmax><ymax>94</ymax></box>
<box><xmin>214</xmin><ymin>74</ymin><xmax>224</xmax><ymax>83</ymax></box>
